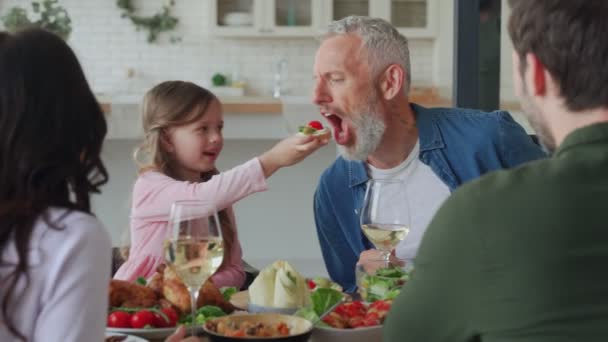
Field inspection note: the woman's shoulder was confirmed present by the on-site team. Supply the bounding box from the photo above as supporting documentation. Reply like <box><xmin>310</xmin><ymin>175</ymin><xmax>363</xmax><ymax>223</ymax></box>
<box><xmin>39</xmin><ymin>207</ymin><xmax>110</xmax><ymax>247</ymax></box>
<box><xmin>3</xmin><ymin>208</ymin><xmax>110</xmax><ymax>267</ymax></box>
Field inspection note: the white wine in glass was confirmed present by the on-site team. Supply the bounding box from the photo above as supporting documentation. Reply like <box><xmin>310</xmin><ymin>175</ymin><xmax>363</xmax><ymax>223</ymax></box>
<box><xmin>164</xmin><ymin>200</ymin><xmax>223</xmax><ymax>335</ymax></box>
<box><xmin>360</xmin><ymin>179</ymin><xmax>411</xmax><ymax>266</ymax></box>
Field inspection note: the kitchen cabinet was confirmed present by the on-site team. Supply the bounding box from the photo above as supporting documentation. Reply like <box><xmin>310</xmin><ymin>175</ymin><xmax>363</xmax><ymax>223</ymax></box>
<box><xmin>324</xmin><ymin>0</ymin><xmax>437</xmax><ymax>38</ymax></box>
<box><xmin>210</xmin><ymin>0</ymin><xmax>323</xmax><ymax>37</ymax></box>
<box><xmin>210</xmin><ymin>0</ymin><xmax>435</xmax><ymax>38</ymax></box>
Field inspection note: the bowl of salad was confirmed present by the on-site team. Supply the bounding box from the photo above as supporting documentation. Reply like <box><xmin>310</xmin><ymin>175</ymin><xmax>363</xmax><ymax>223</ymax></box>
<box><xmin>311</xmin><ymin>299</ymin><xmax>392</xmax><ymax>342</ymax></box>
<box><xmin>356</xmin><ymin>262</ymin><xmax>410</xmax><ymax>302</ymax></box>
<box><xmin>294</xmin><ymin>286</ymin><xmax>390</xmax><ymax>342</ymax></box>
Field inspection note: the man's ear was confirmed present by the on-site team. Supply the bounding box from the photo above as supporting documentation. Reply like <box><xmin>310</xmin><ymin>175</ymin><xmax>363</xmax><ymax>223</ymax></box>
<box><xmin>379</xmin><ymin>64</ymin><xmax>405</xmax><ymax>100</ymax></box>
<box><xmin>159</xmin><ymin>129</ymin><xmax>174</xmax><ymax>153</ymax></box>
<box><xmin>525</xmin><ymin>53</ymin><xmax>547</xmax><ymax>97</ymax></box>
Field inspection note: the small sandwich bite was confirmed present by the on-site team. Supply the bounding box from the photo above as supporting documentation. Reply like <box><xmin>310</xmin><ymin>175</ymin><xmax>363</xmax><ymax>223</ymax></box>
<box><xmin>298</xmin><ymin>120</ymin><xmax>331</xmax><ymax>140</ymax></box>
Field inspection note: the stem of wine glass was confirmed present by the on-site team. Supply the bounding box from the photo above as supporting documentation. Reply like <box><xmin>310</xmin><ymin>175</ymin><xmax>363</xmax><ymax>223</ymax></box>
<box><xmin>188</xmin><ymin>286</ymin><xmax>200</xmax><ymax>336</ymax></box>
<box><xmin>382</xmin><ymin>250</ymin><xmax>391</xmax><ymax>268</ymax></box>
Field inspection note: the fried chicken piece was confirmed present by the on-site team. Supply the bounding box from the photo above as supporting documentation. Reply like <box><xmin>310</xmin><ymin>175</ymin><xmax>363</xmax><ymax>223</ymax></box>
<box><xmin>108</xmin><ymin>279</ymin><xmax>159</xmax><ymax>308</ymax></box>
<box><xmin>147</xmin><ymin>265</ymin><xmax>164</xmax><ymax>294</ymax></box>
<box><xmin>156</xmin><ymin>265</ymin><xmax>236</xmax><ymax>314</ymax></box>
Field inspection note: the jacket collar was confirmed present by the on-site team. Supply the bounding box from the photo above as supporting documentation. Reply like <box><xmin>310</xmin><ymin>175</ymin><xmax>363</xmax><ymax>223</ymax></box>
<box><xmin>413</xmin><ymin>103</ymin><xmax>446</xmax><ymax>152</ymax></box>
<box><xmin>555</xmin><ymin>122</ymin><xmax>608</xmax><ymax>157</ymax></box>
<box><xmin>347</xmin><ymin>103</ymin><xmax>446</xmax><ymax>188</ymax></box>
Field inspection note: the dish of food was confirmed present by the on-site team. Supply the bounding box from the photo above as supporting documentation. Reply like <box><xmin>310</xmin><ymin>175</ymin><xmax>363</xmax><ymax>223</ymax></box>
<box><xmin>104</xmin><ymin>331</ymin><xmax>149</xmax><ymax>342</ymax></box>
<box><xmin>107</xmin><ymin>264</ymin><xmax>233</xmax><ymax>338</ymax></box>
<box><xmin>105</xmin><ymin>327</ymin><xmax>175</xmax><ymax>340</ymax></box>
<box><xmin>204</xmin><ymin>313</ymin><xmax>313</xmax><ymax>342</ymax></box>
<box><xmin>298</xmin><ymin>121</ymin><xmax>331</xmax><ymax>140</ymax></box>
<box><xmin>321</xmin><ymin>299</ymin><xmax>392</xmax><ymax>329</ymax></box>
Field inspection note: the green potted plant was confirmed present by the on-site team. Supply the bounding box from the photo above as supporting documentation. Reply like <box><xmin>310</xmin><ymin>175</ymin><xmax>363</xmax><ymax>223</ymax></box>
<box><xmin>1</xmin><ymin>0</ymin><xmax>72</xmax><ymax>40</ymax></box>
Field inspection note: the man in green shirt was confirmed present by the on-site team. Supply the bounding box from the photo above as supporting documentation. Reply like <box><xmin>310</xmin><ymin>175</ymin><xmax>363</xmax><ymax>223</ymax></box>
<box><xmin>384</xmin><ymin>1</ymin><xmax>608</xmax><ymax>341</ymax></box>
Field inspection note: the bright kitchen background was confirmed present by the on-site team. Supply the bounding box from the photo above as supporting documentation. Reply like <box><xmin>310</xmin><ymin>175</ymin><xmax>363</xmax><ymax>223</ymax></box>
<box><xmin>0</xmin><ymin>0</ymin><xmax>524</xmax><ymax>276</ymax></box>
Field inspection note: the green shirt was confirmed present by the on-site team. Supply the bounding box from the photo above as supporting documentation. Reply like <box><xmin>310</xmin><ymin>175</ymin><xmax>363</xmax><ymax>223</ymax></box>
<box><xmin>384</xmin><ymin>123</ymin><xmax>608</xmax><ymax>342</ymax></box>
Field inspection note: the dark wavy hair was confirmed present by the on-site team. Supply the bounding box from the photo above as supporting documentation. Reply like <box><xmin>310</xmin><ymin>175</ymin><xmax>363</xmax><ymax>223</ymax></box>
<box><xmin>0</xmin><ymin>29</ymin><xmax>108</xmax><ymax>341</ymax></box>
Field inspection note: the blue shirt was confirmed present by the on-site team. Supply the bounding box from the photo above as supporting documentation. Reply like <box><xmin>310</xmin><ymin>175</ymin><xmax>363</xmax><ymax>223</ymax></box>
<box><xmin>313</xmin><ymin>104</ymin><xmax>547</xmax><ymax>292</ymax></box>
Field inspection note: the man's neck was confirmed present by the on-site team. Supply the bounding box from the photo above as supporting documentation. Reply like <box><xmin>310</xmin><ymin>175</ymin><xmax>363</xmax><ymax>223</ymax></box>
<box><xmin>552</xmin><ymin>106</ymin><xmax>608</xmax><ymax>147</ymax></box>
<box><xmin>367</xmin><ymin>103</ymin><xmax>418</xmax><ymax>169</ymax></box>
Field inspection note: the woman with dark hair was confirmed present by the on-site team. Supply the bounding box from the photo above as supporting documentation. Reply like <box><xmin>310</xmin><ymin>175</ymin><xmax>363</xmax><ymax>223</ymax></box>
<box><xmin>0</xmin><ymin>28</ymin><xmax>112</xmax><ymax>341</ymax></box>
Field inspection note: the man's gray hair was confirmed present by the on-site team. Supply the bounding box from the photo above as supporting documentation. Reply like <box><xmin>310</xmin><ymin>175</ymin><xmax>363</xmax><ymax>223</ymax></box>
<box><xmin>321</xmin><ymin>16</ymin><xmax>412</xmax><ymax>94</ymax></box>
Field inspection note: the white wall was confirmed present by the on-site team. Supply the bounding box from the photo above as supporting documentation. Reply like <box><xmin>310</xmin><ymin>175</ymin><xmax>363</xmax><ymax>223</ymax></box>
<box><xmin>0</xmin><ymin>0</ymin><xmax>435</xmax><ymax>98</ymax></box>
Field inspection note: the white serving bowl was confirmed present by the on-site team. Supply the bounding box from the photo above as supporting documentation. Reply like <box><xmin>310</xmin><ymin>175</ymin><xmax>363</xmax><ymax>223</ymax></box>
<box><xmin>311</xmin><ymin>324</ymin><xmax>383</xmax><ymax>342</ymax></box>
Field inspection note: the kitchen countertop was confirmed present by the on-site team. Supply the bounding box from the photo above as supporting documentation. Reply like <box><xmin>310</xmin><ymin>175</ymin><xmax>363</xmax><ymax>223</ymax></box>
<box><xmin>97</xmin><ymin>87</ymin><xmax>522</xmax><ymax>114</ymax></box>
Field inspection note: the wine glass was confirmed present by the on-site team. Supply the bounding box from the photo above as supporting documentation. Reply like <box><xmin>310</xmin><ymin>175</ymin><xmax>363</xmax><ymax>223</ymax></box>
<box><xmin>164</xmin><ymin>200</ymin><xmax>224</xmax><ymax>335</ymax></box>
<box><xmin>360</xmin><ymin>179</ymin><xmax>411</xmax><ymax>267</ymax></box>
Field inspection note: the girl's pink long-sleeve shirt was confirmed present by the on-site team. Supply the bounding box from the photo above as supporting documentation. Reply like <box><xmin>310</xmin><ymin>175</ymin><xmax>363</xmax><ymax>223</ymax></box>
<box><xmin>113</xmin><ymin>158</ymin><xmax>268</xmax><ymax>289</ymax></box>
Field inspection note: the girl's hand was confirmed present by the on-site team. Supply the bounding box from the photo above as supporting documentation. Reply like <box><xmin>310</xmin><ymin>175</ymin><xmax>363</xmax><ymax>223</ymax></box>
<box><xmin>259</xmin><ymin>134</ymin><xmax>329</xmax><ymax>178</ymax></box>
<box><xmin>165</xmin><ymin>326</ymin><xmax>203</xmax><ymax>342</ymax></box>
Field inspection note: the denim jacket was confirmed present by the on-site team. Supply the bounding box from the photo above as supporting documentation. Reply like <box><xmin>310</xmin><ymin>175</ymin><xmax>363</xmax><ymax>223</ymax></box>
<box><xmin>313</xmin><ymin>104</ymin><xmax>547</xmax><ymax>292</ymax></box>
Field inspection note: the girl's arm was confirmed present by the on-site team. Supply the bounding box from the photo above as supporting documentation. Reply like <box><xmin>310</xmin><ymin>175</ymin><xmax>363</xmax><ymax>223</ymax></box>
<box><xmin>132</xmin><ymin>158</ymin><xmax>267</xmax><ymax>221</ymax></box>
<box><xmin>210</xmin><ymin>206</ymin><xmax>246</xmax><ymax>289</ymax></box>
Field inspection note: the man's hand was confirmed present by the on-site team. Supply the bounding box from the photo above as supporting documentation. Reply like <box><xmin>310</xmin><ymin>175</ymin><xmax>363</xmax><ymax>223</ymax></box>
<box><xmin>358</xmin><ymin>249</ymin><xmax>405</xmax><ymax>274</ymax></box>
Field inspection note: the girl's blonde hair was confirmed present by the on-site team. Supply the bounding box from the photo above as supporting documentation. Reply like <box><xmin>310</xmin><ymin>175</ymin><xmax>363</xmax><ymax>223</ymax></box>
<box><xmin>136</xmin><ymin>80</ymin><xmax>236</xmax><ymax>276</ymax></box>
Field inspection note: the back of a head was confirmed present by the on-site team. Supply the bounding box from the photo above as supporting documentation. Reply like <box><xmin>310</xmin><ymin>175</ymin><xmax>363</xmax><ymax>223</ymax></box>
<box><xmin>0</xmin><ymin>28</ymin><xmax>108</xmax><ymax>341</ymax></box>
<box><xmin>508</xmin><ymin>0</ymin><xmax>608</xmax><ymax>112</ymax></box>
<box><xmin>322</xmin><ymin>16</ymin><xmax>412</xmax><ymax>94</ymax></box>
<box><xmin>0</xmin><ymin>28</ymin><xmax>108</xmax><ymax>213</ymax></box>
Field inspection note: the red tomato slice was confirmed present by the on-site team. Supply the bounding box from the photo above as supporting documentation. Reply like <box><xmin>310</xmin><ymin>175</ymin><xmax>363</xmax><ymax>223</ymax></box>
<box><xmin>308</xmin><ymin>120</ymin><xmax>324</xmax><ymax>130</ymax></box>
<box><xmin>153</xmin><ymin>307</ymin><xmax>178</xmax><ymax>327</ymax></box>
<box><xmin>130</xmin><ymin>310</ymin><xmax>157</xmax><ymax>329</ymax></box>
<box><xmin>107</xmin><ymin>311</ymin><xmax>132</xmax><ymax>328</ymax></box>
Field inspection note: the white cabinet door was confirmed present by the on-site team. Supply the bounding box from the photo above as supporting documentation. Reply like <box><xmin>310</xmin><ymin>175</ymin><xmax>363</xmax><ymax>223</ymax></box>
<box><xmin>266</xmin><ymin>0</ymin><xmax>323</xmax><ymax>36</ymax></box>
<box><xmin>381</xmin><ymin>0</ymin><xmax>437</xmax><ymax>38</ymax></box>
<box><xmin>322</xmin><ymin>0</ymin><xmax>436</xmax><ymax>39</ymax></box>
<box><xmin>210</xmin><ymin>0</ymin><xmax>264</xmax><ymax>37</ymax></box>
<box><xmin>210</xmin><ymin>0</ymin><xmax>324</xmax><ymax>37</ymax></box>
<box><xmin>323</xmin><ymin>0</ymin><xmax>372</xmax><ymax>25</ymax></box>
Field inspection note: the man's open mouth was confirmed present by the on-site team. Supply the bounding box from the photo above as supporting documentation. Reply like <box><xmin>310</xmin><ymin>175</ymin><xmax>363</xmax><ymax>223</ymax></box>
<box><xmin>322</xmin><ymin>111</ymin><xmax>350</xmax><ymax>145</ymax></box>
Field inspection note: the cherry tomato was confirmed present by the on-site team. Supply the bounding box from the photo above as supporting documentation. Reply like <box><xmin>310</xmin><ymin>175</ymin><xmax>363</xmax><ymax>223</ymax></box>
<box><xmin>335</xmin><ymin>301</ymin><xmax>366</xmax><ymax>318</ymax></box>
<box><xmin>154</xmin><ymin>307</ymin><xmax>179</xmax><ymax>327</ymax></box>
<box><xmin>107</xmin><ymin>311</ymin><xmax>132</xmax><ymax>328</ymax></box>
<box><xmin>308</xmin><ymin>120</ymin><xmax>324</xmax><ymax>130</ymax></box>
<box><xmin>369</xmin><ymin>299</ymin><xmax>392</xmax><ymax>312</ymax></box>
<box><xmin>130</xmin><ymin>310</ymin><xmax>157</xmax><ymax>329</ymax></box>
<box><xmin>307</xmin><ymin>279</ymin><xmax>317</xmax><ymax>290</ymax></box>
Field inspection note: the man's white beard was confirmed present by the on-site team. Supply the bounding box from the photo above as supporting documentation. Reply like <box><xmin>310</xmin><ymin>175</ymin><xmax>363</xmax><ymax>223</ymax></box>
<box><xmin>339</xmin><ymin>97</ymin><xmax>386</xmax><ymax>161</ymax></box>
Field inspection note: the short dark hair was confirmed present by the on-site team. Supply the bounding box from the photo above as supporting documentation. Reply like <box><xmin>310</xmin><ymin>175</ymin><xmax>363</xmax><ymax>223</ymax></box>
<box><xmin>508</xmin><ymin>0</ymin><xmax>608</xmax><ymax>111</ymax></box>
<box><xmin>0</xmin><ymin>28</ymin><xmax>108</xmax><ymax>341</ymax></box>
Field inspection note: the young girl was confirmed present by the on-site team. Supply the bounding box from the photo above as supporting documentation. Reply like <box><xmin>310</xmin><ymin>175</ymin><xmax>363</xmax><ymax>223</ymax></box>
<box><xmin>114</xmin><ymin>81</ymin><xmax>327</xmax><ymax>289</ymax></box>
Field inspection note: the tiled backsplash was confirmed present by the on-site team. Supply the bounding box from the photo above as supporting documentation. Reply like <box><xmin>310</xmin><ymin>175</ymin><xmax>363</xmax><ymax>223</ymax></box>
<box><xmin>0</xmin><ymin>0</ymin><xmax>435</xmax><ymax>97</ymax></box>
